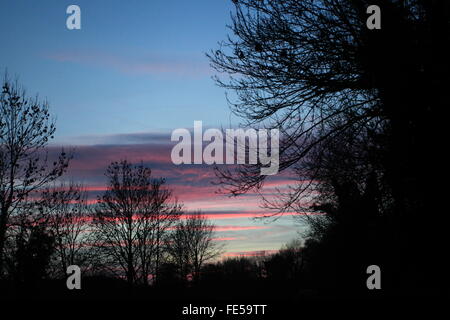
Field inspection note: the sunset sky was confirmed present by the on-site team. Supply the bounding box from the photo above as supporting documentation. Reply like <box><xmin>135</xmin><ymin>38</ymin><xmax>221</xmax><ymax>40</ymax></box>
<box><xmin>0</xmin><ymin>0</ymin><xmax>305</xmax><ymax>257</ymax></box>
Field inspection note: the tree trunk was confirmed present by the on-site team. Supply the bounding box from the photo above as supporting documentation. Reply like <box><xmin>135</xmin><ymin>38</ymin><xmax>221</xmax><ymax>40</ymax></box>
<box><xmin>0</xmin><ymin>207</ymin><xmax>8</xmax><ymax>278</ymax></box>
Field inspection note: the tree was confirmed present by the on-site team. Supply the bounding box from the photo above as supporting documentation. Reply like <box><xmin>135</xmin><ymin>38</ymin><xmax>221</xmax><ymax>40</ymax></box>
<box><xmin>92</xmin><ymin>160</ymin><xmax>182</xmax><ymax>285</ymax></box>
<box><xmin>208</xmin><ymin>0</ymin><xmax>383</xmax><ymax>195</ymax></box>
<box><xmin>167</xmin><ymin>212</ymin><xmax>223</xmax><ymax>282</ymax></box>
<box><xmin>0</xmin><ymin>75</ymin><xmax>70</xmax><ymax>277</ymax></box>
<box><xmin>264</xmin><ymin>240</ymin><xmax>303</xmax><ymax>285</ymax></box>
<box><xmin>208</xmin><ymin>0</ymin><xmax>443</xmax><ymax>195</ymax></box>
<box><xmin>1</xmin><ymin>193</ymin><xmax>56</xmax><ymax>285</ymax></box>
<box><xmin>40</xmin><ymin>182</ymin><xmax>91</xmax><ymax>277</ymax></box>
<box><xmin>7</xmin><ymin>218</ymin><xmax>55</xmax><ymax>286</ymax></box>
<box><xmin>208</xmin><ymin>0</ymin><xmax>448</xmax><ymax>294</ymax></box>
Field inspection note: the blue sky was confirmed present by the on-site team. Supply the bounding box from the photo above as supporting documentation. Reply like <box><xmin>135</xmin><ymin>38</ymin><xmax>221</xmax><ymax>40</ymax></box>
<box><xmin>0</xmin><ymin>0</ymin><xmax>237</xmax><ymax>138</ymax></box>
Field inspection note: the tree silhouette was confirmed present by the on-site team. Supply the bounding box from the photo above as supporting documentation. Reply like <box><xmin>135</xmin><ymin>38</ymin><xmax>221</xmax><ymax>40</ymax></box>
<box><xmin>3</xmin><ymin>198</ymin><xmax>56</xmax><ymax>286</ymax></box>
<box><xmin>0</xmin><ymin>75</ymin><xmax>70</xmax><ymax>277</ymax></box>
<box><xmin>208</xmin><ymin>0</ymin><xmax>383</xmax><ymax>194</ymax></box>
<box><xmin>264</xmin><ymin>240</ymin><xmax>303</xmax><ymax>287</ymax></box>
<box><xmin>40</xmin><ymin>182</ymin><xmax>91</xmax><ymax>277</ymax></box>
<box><xmin>167</xmin><ymin>212</ymin><xmax>223</xmax><ymax>282</ymax></box>
<box><xmin>92</xmin><ymin>160</ymin><xmax>182</xmax><ymax>286</ymax></box>
<box><xmin>208</xmin><ymin>0</ymin><xmax>449</xmax><ymax>294</ymax></box>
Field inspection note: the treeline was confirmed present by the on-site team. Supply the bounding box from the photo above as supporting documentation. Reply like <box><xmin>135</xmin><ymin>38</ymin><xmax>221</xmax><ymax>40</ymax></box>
<box><xmin>1</xmin><ymin>161</ymin><xmax>223</xmax><ymax>289</ymax></box>
<box><xmin>0</xmin><ymin>73</ymin><xmax>324</xmax><ymax>303</ymax></box>
<box><xmin>0</xmin><ymin>77</ymin><xmax>222</xmax><ymax>293</ymax></box>
<box><xmin>0</xmin><ymin>73</ymin><xmax>336</xmax><ymax>301</ymax></box>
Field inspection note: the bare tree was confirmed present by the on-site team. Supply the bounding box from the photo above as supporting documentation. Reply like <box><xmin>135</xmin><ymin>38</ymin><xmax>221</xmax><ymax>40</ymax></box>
<box><xmin>0</xmin><ymin>75</ymin><xmax>70</xmax><ymax>276</ymax></box>
<box><xmin>207</xmin><ymin>0</ymin><xmax>440</xmax><ymax>211</ymax></box>
<box><xmin>208</xmin><ymin>0</ymin><xmax>383</xmax><ymax>196</ymax></box>
<box><xmin>148</xmin><ymin>178</ymin><xmax>183</xmax><ymax>284</ymax></box>
<box><xmin>207</xmin><ymin>1</ymin><xmax>450</xmax><ymax>293</ymax></box>
<box><xmin>92</xmin><ymin>160</ymin><xmax>182</xmax><ymax>285</ymax></box>
<box><xmin>40</xmin><ymin>182</ymin><xmax>91</xmax><ymax>277</ymax></box>
<box><xmin>167</xmin><ymin>212</ymin><xmax>223</xmax><ymax>282</ymax></box>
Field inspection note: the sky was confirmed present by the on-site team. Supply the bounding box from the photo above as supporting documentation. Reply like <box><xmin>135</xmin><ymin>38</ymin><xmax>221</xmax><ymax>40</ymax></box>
<box><xmin>0</xmin><ymin>0</ymin><xmax>305</xmax><ymax>257</ymax></box>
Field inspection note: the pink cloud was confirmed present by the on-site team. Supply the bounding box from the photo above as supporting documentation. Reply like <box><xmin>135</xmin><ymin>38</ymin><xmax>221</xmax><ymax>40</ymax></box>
<box><xmin>47</xmin><ymin>51</ymin><xmax>212</xmax><ymax>77</ymax></box>
<box><xmin>198</xmin><ymin>211</ymin><xmax>314</xmax><ymax>220</ymax></box>
<box><xmin>214</xmin><ymin>225</ymin><xmax>268</xmax><ymax>232</ymax></box>
<box><xmin>42</xmin><ymin>136</ymin><xmax>313</xmax><ymax>256</ymax></box>
<box><xmin>211</xmin><ymin>237</ymin><xmax>240</xmax><ymax>241</ymax></box>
